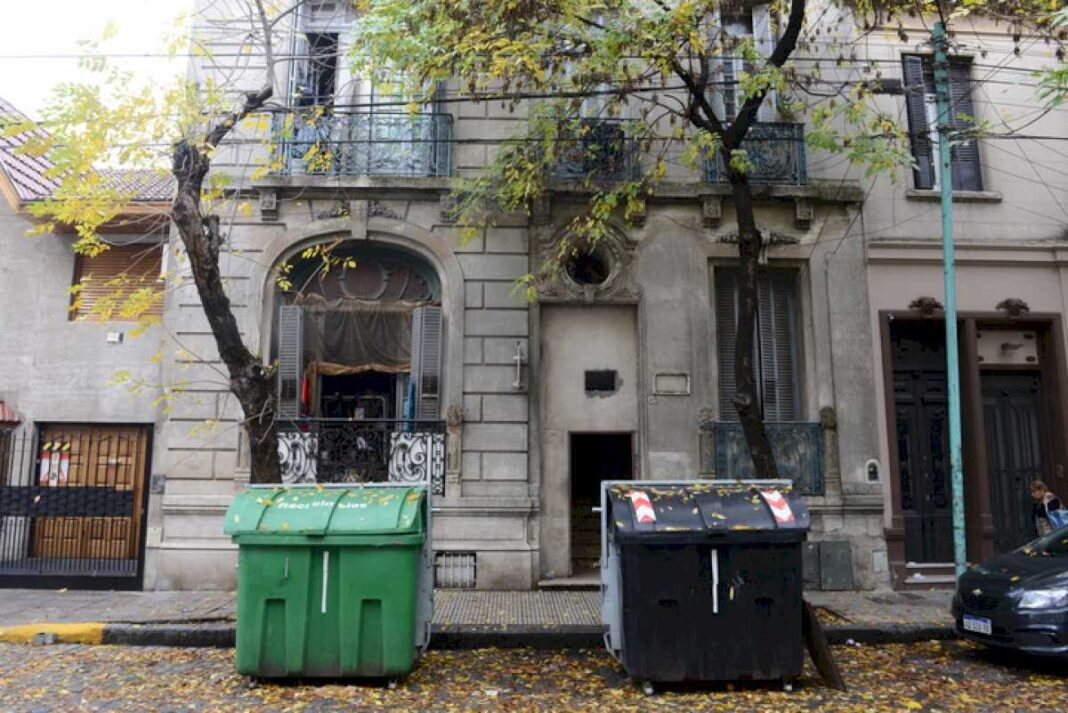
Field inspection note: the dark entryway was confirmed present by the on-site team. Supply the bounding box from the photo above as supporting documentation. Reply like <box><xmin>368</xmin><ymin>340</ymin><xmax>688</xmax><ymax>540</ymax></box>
<box><xmin>983</xmin><ymin>372</ymin><xmax>1046</xmax><ymax>552</ymax></box>
<box><xmin>891</xmin><ymin>321</ymin><xmax>953</xmax><ymax>563</ymax></box>
<box><xmin>570</xmin><ymin>433</ymin><xmax>632</xmax><ymax>572</ymax></box>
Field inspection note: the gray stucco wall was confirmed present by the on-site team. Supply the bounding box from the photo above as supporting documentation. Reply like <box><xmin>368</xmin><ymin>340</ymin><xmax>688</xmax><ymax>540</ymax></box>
<box><xmin>0</xmin><ymin>201</ymin><xmax>164</xmax><ymax>428</ymax></box>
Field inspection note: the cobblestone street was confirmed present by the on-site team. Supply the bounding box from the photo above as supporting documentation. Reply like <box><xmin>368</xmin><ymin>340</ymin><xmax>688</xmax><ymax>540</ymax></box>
<box><xmin>0</xmin><ymin>640</ymin><xmax>1065</xmax><ymax>712</ymax></box>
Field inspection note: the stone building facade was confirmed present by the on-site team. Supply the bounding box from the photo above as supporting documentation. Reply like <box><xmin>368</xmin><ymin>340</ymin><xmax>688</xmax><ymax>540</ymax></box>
<box><xmin>133</xmin><ymin>0</ymin><xmax>886</xmax><ymax>592</ymax></box>
<box><xmin>861</xmin><ymin>18</ymin><xmax>1068</xmax><ymax>587</ymax></box>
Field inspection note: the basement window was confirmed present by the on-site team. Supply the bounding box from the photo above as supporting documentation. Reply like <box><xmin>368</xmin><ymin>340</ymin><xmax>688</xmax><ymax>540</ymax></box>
<box><xmin>585</xmin><ymin>370</ymin><xmax>617</xmax><ymax>394</ymax></box>
<box><xmin>434</xmin><ymin>551</ymin><xmax>476</xmax><ymax>589</ymax></box>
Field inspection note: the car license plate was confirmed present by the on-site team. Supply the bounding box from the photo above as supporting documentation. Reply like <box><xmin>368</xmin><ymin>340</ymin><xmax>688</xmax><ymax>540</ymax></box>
<box><xmin>963</xmin><ymin>614</ymin><xmax>992</xmax><ymax>636</ymax></box>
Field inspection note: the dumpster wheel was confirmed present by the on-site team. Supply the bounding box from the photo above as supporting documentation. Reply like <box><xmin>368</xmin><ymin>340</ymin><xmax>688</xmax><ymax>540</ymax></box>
<box><xmin>640</xmin><ymin>681</ymin><xmax>655</xmax><ymax>696</ymax></box>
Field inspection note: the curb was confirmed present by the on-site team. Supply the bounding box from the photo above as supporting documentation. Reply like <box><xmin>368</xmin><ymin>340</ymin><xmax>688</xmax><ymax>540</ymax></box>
<box><xmin>1</xmin><ymin>621</ymin><xmax>957</xmax><ymax>649</ymax></box>
<box><xmin>0</xmin><ymin>622</ymin><xmax>105</xmax><ymax>645</ymax></box>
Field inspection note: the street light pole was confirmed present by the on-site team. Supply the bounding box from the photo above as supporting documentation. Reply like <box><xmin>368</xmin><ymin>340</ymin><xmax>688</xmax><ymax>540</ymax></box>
<box><xmin>933</xmin><ymin>20</ymin><xmax>967</xmax><ymax>578</ymax></box>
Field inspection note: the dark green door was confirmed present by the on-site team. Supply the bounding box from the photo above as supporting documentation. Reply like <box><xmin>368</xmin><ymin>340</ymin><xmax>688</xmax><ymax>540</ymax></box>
<box><xmin>983</xmin><ymin>372</ymin><xmax>1045</xmax><ymax>552</ymax></box>
<box><xmin>892</xmin><ymin>321</ymin><xmax>953</xmax><ymax>563</ymax></box>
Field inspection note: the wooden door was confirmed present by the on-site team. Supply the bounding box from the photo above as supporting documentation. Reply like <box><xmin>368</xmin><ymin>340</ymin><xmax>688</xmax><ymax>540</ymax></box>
<box><xmin>891</xmin><ymin>322</ymin><xmax>954</xmax><ymax>563</ymax></box>
<box><xmin>983</xmin><ymin>372</ymin><xmax>1046</xmax><ymax>552</ymax></box>
<box><xmin>32</xmin><ymin>425</ymin><xmax>149</xmax><ymax>561</ymax></box>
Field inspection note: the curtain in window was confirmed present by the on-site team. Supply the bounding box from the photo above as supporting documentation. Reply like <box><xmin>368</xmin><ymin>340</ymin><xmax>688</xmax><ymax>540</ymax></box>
<box><xmin>297</xmin><ymin>294</ymin><xmax>416</xmax><ymax>376</ymax></box>
<box><xmin>715</xmin><ymin>269</ymin><xmax>800</xmax><ymax>421</ymax></box>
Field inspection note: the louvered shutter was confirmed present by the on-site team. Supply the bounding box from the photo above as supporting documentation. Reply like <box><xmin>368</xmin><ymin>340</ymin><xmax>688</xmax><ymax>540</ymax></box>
<box><xmin>752</xmin><ymin>4</ymin><xmax>777</xmax><ymax>122</ymax></box>
<box><xmin>71</xmin><ymin>243</ymin><xmax>164</xmax><ymax>321</ymax></box>
<box><xmin>757</xmin><ymin>271</ymin><xmax>800</xmax><ymax>421</ymax></box>
<box><xmin>276</xmin><ymin>305</ymin><xmax>305</xmax><ymax>419</ymax></box>
<box><xmin>903</xmin><ymin>55</ymin><xmax>935</xmax><ymax>190</ymax></box>
<box><xmin>948</xmin><ymin>62</ymin><xmax>982</xmax><ymax>191</ymax></box>
<box><xmin>410</xmin><ymin>306</ymin><xmax>443</xmax><ymax>421</ymax></box>
<box><xmin>716</xmin><ymin>269</ymin><xmax>741</xmax><ymax>420</ymax></box>
<box><xmin>289</xmin><ymin>33</ymin><xmax>310</xmax><ymax>105</ymax></box>
<box><xmin>716</xmin><ymin>269</ymin><xmax>800</xmax><ymax>421</ymax></box>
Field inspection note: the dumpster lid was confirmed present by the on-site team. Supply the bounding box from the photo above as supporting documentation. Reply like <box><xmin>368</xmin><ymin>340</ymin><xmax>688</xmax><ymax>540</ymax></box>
<box><xmin>224</xmin><ymin>485</ymin><xmax>426</xmax><ymax>538</ymax></box>
<box><xmin>606</xmin><ymin>481</ymin><xmax>810</xmax><ymax>539</ymax></box>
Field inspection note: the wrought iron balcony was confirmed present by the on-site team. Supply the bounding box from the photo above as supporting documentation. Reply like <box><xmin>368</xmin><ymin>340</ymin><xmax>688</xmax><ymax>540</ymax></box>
<box><xmin>706</xmin><ymin>122</ymin><xmax>807</xmax><ymax>185</ymax></box>
<box><xmin>554</xmin><ymin>118</ymin><xmax>640</xmax><ymax>182</ymax></box>
<box><xmin>273</xmin><ymin>111</ymin><xmax>453</xmax><ymax>178</ymax></box>
<box><xmin>709</xmin><ymin>421</ymin><xmax>823</xmax><ymax>496</ymax></box>
<box><xmin>276</xmin><ymin>418</ymin><xmax>446</xmax><ymax>495</ymax></box>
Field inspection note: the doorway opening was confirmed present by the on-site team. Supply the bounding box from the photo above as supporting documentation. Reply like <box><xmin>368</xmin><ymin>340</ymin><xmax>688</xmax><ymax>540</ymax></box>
<box><xmin>318</xmin><ymin>371</ymin><xmax>407</xmax><ymax>420</ymax></box>
<box><xmin>570</xmin><ymin>433</ymin><xmax>633</xmax><ymax>574</ymax></box>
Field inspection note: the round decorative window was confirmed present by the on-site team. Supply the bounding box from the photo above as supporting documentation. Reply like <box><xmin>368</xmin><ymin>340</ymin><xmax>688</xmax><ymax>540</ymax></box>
<box><xmin>564</xmin><ymin>245</ymin><xmax>612</xmax><ymax>286</ymax></box>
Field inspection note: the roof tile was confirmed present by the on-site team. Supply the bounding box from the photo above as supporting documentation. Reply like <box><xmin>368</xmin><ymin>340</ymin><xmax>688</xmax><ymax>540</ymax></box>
<box><xmin>0</xmin><ymin>97</ymin><xmax>175</xmax><ymax>204</ymax></box>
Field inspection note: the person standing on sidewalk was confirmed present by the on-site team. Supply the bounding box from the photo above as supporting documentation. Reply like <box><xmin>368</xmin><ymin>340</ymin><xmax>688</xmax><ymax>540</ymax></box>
<box><xmin>1030</xmin><ymin>480</ymin><xmax>1065</xmax><ymax>537</ymax></box>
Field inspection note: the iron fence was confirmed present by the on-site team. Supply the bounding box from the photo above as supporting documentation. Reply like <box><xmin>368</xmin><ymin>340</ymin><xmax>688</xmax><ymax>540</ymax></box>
<box><xmin>708</xmin><ymin>421</ymin><xmax>824</xmax><ymax>496</ymax></box>
<box><xmin>273</xmin><ymin>111</ymin><xmax>454</xmax><ymax>177</ymax></box>
<box><xmin>0</xmin><ymin>427</ymin><xmax>150</xmax><ymax>589</ymax></box>
<box><xmin>554</xmin><ymin>118</ymin><xmax>641</xmax><ymax>182</ymax></box>
<box><xmin>706</xmin><ymin>122</ymin><xmax>808</xmax><ymax>185</ymax></box>
<box><xmin>276</xmin><ymin>418</ymin><xmax>446</xmax><ymax>495</ymax></box>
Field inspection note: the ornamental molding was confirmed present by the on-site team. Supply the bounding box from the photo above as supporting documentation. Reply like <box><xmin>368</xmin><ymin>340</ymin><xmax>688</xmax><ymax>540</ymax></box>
<box><xmin>536</xmin><ymin>223</ymin><xmax>641</xmax><ymax>302</ymax></box>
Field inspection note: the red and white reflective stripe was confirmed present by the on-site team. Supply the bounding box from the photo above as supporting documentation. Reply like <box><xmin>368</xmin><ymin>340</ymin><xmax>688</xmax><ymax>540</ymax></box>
<box><xmin>760</xmin><ymin>489</ymin><xmax>795</xmax><ymax>524</ymax></box>
<box><xmin>627</xmin><ymin>490</ymin><xmax>656</xmax><ymax>524</ymax></box>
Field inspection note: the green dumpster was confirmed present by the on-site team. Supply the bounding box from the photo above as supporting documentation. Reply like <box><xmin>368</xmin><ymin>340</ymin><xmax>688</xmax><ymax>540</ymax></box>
<box><xmin>224</xmin><ymin>484</ymin><xmax>431</xmax><ymax>679</ymax></box>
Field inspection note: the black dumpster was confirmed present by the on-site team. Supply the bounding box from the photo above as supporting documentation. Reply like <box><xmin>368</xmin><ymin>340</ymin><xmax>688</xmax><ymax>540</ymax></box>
<box><xmin>601</xmin><ymin>480</ymin><xmax>810</xmax><ymax>688</ymax></box>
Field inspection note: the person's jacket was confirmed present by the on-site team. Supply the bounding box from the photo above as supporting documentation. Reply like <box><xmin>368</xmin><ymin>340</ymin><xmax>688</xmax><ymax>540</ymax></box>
<box><xmin>1034</xmin><ymin>493</ymin><xmax>1063</xmax><ymax>536</ymax></box>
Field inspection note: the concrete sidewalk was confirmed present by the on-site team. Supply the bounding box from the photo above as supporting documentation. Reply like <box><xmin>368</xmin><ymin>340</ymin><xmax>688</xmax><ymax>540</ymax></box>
<box><xmin>0</xmin><ymin>587</ymin><xmax>954</xmax><ymax>648</ymax></box>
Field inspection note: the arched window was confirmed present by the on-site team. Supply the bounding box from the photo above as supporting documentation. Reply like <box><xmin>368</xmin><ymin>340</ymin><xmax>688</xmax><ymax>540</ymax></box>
<box><xmin>273</xmin><ymin>241</ymin><xmax>443</xmax><ymax>425</ymax></box>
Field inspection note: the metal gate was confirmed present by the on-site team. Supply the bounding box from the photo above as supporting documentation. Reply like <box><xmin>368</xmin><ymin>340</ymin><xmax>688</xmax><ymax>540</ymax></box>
<box><xmin>0</xmin><ymin>424</ymin><xmax>151</xmax><ymax>590</ymax></box>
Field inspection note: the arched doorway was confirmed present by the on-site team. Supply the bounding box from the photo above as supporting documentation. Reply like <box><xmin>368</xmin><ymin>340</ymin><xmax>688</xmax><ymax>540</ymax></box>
<box><xmin>271</xmin><ymin>240</ymin><xmax>446</xmax><ymax>486</ymax></box>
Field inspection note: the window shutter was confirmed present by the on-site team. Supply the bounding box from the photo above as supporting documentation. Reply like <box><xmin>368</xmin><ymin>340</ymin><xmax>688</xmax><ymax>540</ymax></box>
<box><xmin>276</xmin><ymin>305</ymin><xmax>305</xmax><ymax>420</ymax></box>
<box><xmin>752</xmin><ymin>4</ymin><xmax>777</xmax><ymax>122</ymax></box>
<box><xmin>757</xmin><ymin>271</ymin><xmax>800</xmax><ymax>421</ymax></box>
<box><xmin>70</xmin><ymin>243</ymin><xmax>164</xmax><ymax>321</ymax></box>
<box><xmin>948</xmin><ymin>62</ymin><xmax>982</xmax><ymax>191</ymax></box>
<box><xmin>716</xmin><ymin>269</ymin><xmax>800</xmax><ymax>422</ymax></box>
<box><xmin>902</xmin><ymin>55</ymin><xmax>935</xmax><ymax>190</ymax></box>
<box><xmin>716</xmin><ymin>269</ymin><xmax>741</xmax><ymax>420</ymax></box>
<box><xmin>410</xmin><ymin>305</ymin><xmax>443</xmax><ymax>421</ymax></box>
<box><xmin>705</xmin><ymin>9</ymin><xmax>727</xmax><ymax>119</ymax></box>
<box><xmin>289</xmin><ymin>33</ymin><xmax>310</xmax><ymax>105</ymax></box>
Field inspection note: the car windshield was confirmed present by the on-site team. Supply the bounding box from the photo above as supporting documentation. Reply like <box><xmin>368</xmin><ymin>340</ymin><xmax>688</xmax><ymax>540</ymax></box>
<box><xmin>1022</xmin><ymin>525</ymin><xmax>1068</xmax><ymax>556</ymax></box>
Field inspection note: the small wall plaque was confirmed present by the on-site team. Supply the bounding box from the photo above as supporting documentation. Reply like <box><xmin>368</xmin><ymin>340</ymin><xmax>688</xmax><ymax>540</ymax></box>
<box><xmin>653</xmin><ymin>372</ymin><xmax>690</xmax><ymax>395</ymax></box>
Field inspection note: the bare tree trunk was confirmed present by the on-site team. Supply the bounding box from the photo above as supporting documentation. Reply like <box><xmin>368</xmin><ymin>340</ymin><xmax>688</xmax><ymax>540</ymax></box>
<box><xmin>728</xmin><ymin>172</ymin><xmax>780</xmax><ymax>481</ymax></box>
<box><xmin>162</xmin><ymin>2</ymin><xmax>282</xmax><ymax>483</ymax></box>
<box><xmin>171</xmin><ymin>142</ymin><xmax>281</xmax><ymax>484</ymax></box>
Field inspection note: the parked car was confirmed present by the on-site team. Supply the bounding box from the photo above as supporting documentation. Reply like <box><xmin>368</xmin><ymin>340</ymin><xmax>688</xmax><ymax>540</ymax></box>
<box><xmin>953</xmin><ymin>525</ymin><xmax>1068</xmax><ymax>656</ymax></box>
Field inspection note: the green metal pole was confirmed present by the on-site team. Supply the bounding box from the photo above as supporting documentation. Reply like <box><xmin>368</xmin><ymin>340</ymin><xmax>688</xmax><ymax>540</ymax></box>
<box><xmin>933</xmin><ymin>21</ymin><xmax>967</xmax><ymax>578</ymax></box>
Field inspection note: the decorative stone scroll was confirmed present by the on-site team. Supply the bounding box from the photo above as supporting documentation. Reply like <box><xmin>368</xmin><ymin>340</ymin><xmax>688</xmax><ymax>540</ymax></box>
<box><xmin>389</xmin><ymin>432</ymin><xmax>447</xmax><ymax>496</ymax></box>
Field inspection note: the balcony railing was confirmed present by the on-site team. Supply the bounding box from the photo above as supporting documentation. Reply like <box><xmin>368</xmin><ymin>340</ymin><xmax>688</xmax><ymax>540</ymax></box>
<box><xmin>709</xmin><ymin>421</ymin><xmax>823</xmax><ymax>496</ymax></box>
<box><xmin>706</xmin><ymin>122</ymin><xmax>807</xmax><ymax>185</ymax></box>
<box><xmin>554</xmin><ymin>118</ymin><xmax>640</xmax><ymax>182</ymax></box>
<box><xmin>273</xmin><ymin>111</ymin><xmax>453</xmax><ymax>178</ymax></box>
<box><xmin>276</xmin><ymin>418</ymin><xmax>446</xmax><ymax>495</ymax></box>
